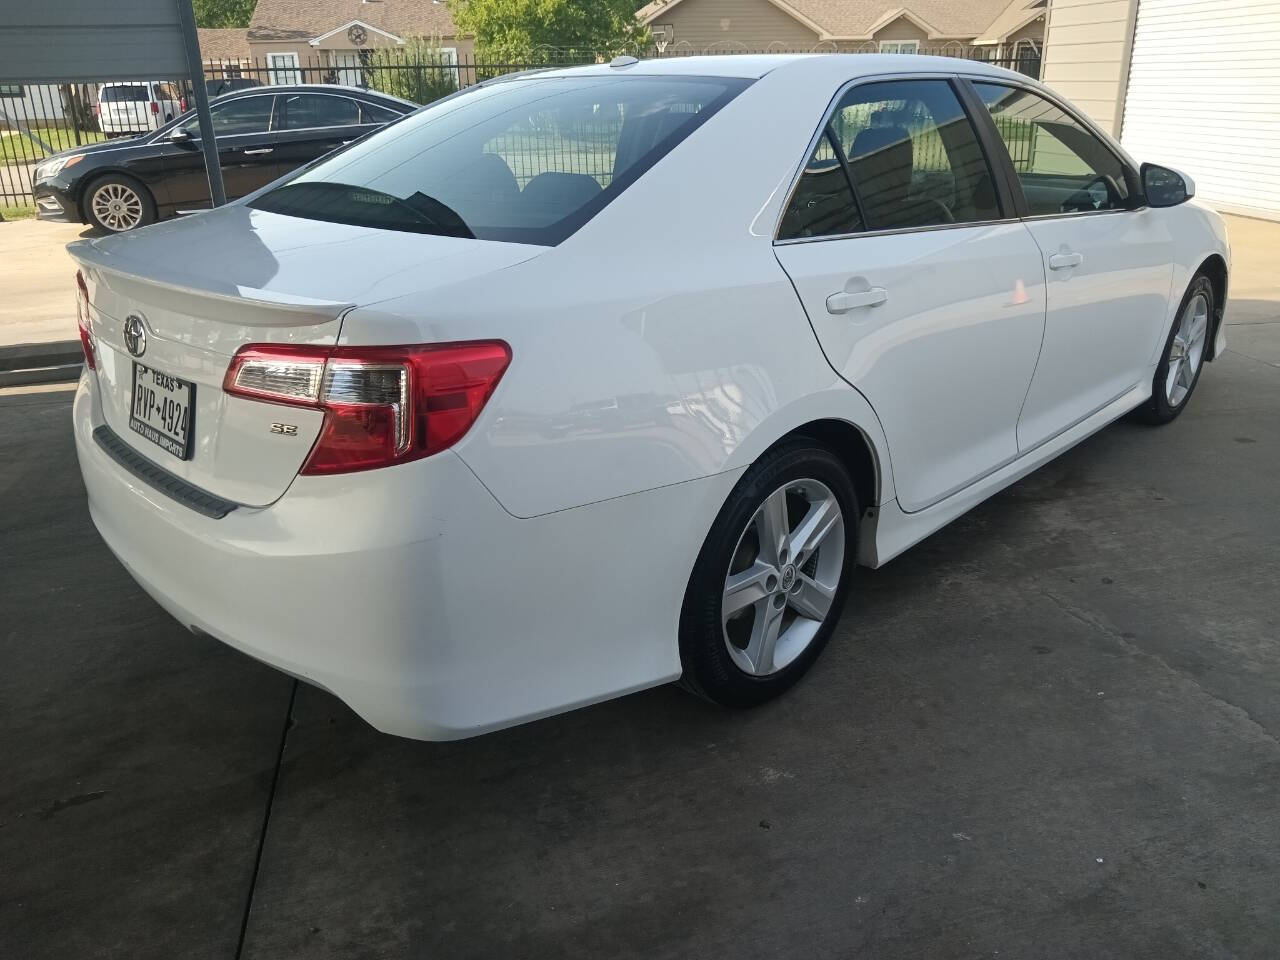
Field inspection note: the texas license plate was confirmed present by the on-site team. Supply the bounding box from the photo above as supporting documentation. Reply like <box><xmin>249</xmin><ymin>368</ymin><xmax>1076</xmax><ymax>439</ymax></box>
<box><xmin>129</xmin><ymin>362</ymin><xmax>194</xmax><ymax>460</ymax></box>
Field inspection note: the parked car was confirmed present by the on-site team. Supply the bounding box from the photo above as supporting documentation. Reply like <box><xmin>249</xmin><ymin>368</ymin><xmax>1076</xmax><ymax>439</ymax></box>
<box><xmin>68</xmin><ymin>56</ymin><xmax>1229</xmax><ymax>741</ymax></box>
<box><xmin>97</xmin><ymin>81</ymin><xmax>184</xmax><ymax>136</ymax></box>
<box><xmin>35</xmin><ymin>84</ymin><xmax>415</xmax><ymax>232</ymax></box>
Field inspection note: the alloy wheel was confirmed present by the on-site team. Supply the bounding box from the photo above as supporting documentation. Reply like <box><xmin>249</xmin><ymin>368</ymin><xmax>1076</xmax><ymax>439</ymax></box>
<box><xmin>1166</xmin><ymin>291</ymin><xmax>1210</xmax><ymax>407</ymax></box>
<box><xmin>91</xmin><ymin>182</ymin><xmax>144</xmax><ymax>232</ymax></box>
<box><xmin>721</xmin><ymin>478</ymin><xmax>845</xmax><ymax>676</ymax></box>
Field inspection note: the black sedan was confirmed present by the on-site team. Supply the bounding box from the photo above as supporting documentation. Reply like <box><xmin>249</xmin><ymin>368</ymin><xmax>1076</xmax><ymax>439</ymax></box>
<box><xmin>34</xmin><ymin>84</ymin><xmax>416</xmax><ymax>232</ymax></box>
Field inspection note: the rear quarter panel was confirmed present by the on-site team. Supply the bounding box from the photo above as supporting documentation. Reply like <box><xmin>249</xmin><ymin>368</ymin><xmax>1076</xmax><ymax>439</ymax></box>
<box><xmin>339</xmin><ymin>61</ymin><xmax>903</xmax><ymax>519</ymax></box>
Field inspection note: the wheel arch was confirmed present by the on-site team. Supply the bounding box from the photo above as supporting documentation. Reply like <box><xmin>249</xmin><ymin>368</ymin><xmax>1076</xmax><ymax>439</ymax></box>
<box><xmin>776</xmin><ymin>419</ymin><xmax>880</xmax><ymax>519</ymax></box>
<box><xmin>1196</xmin><ymin>254</ymin><xmax>1228</xmax><ymax>360</ymax></box>
<box><xmin>77</xmin><ymin>169</ymin><xmax>156</xmax><ymax>224</ymax></box>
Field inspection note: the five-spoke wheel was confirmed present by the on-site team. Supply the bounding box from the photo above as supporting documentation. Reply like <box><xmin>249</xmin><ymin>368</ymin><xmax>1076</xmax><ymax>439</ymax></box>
<box><xmin>721</xmin><ymin>478</ymin><xmax>844</xmax><ymax>677</ymax></box>
<box><xmin>680</xmin><ymin>440</ymin><xmax>858</xmax><ymax>707</ymax></box>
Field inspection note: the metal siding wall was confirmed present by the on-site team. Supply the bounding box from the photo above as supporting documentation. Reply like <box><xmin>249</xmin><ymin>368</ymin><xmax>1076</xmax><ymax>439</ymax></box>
<box><xmin>0</xmin><ymin>0</ymin><xmax>189</xmax><ymax>82</ymax></box>
<box><xmin>1040</xmin><ymin>0</ymin><xmax>1140</xmax><ymax>134</ymax></box>
<box><xmin>1121</xmin><ymin>0</ymin><xmax>1280</xmax><ymax>220</ymax></box>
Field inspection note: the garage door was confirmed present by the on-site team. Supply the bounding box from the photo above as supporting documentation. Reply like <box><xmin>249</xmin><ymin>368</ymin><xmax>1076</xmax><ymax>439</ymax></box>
<box><xmin>1121</xmin><ymin>0</ymin><xmax>1280</xmax><ymax>220</ymax></box>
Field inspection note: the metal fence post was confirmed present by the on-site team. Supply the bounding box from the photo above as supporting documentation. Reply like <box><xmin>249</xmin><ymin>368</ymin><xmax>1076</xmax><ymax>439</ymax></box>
<box><xmin>174</xmin><ymin>0</ymin><xmax>226</xmax><ymax>206</ymax></box>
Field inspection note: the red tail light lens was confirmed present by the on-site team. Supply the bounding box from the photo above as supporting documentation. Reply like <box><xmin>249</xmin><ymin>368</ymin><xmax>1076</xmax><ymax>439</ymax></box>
<box><xmin>76</xmin><ymin>271</ymin><xmax>96</xmax><ymax>370</ymax></box>
<box><xmin>149</xmin><ymin>101</ymin><xmax>160</xmax><ymax>114</ymax></box>
<box><xmin>223</xmin><ymin>341</ymin><xmax>511</xmax><ymax>475</ymax></box>
<box><xmin>180</xmin><ymin>96</ymin><xmax>188</xmax><ymax>112</ymax></box>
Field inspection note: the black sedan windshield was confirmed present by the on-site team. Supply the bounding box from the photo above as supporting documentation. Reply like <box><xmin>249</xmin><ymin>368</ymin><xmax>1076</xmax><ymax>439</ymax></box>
<box><xmin>250</xmin><ymin>74</ymin><xmax>749</xmax><ymax>245</ymax></box>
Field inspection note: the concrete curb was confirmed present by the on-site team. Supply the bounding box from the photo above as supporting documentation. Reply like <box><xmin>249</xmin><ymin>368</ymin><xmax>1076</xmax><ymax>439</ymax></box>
<box><xmin>0</xmin><ymin>340</ymin><xmax>83</xmax><ymax>387</ymax></box>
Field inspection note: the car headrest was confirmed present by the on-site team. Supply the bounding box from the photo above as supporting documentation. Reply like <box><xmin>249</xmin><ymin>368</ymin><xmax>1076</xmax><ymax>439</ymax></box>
<box><xmin>849</xmin><ymin>125</ymin><xmax>913</xmax><ymax>208</ymax></box>
<box><xmin>519</xmin><ymin>172</ymin><xmax>603</xmax><ymax>222</ymax></box>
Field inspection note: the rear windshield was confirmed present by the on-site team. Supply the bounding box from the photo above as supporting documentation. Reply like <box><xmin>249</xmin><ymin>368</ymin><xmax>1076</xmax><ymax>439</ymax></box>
<box><xmin>250</xmin><ymin>74</ymin><xmax>749</xmax><ymax>245</ymax></box>
<box><xmin>101</xmin><ymin>85</ymin><xmax>150</xmax><ymax>102</ymax></box>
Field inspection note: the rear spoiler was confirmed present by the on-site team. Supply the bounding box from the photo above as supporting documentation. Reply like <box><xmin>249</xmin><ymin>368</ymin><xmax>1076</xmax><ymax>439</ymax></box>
<box><xmin>68</xmin><ymin>239</ymin><xmax>354</xmax><ymax>328</ymax></box>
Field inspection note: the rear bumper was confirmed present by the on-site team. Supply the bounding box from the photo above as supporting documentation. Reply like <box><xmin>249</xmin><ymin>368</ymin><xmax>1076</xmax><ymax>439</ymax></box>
<box><xmin>73</xmin><ymin>372</ymin><xmax>724</xmax><ymax>739</ymax></box>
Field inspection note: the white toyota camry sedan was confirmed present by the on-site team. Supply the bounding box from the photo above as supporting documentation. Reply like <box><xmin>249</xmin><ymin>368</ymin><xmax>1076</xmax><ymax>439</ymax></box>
<box><xmin>70</xmin><ymin>55</ymin><xmax>1229</xmax><ymax>740</ymax></box>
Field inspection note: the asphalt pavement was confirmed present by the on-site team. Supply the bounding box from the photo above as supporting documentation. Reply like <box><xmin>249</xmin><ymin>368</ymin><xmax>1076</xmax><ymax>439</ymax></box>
<box><xmin>2</xmin><ymin>266</ymin><xmax>1279</xmax><ymax>958</ymax></box>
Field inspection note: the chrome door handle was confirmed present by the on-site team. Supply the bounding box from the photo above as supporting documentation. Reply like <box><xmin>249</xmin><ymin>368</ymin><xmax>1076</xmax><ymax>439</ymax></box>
<box><xmin>826</xmin><ymin>287</ymin><xmax>888</xmax><ymax>314</ymax></box>
<box><xmin>1048</xmin><ymin>251</ymin><xmax>1084</xmax><ymax>270</ymax></box>
<box><xmin>242</xmin><ymin>148</ymin><xmax>274</xmax><ymax>155</ymax></box>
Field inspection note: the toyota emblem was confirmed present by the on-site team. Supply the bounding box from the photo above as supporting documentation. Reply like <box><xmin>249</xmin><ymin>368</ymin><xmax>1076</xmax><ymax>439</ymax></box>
<box><xmin>123</xmin><ymin>315</ymin><xmax>147</xmax><ymax>358</ymax></box>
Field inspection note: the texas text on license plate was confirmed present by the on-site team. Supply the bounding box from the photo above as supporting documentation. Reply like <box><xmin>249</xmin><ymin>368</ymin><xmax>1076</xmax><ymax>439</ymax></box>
<box><xmin>129</xmin><ymin>362</ymin><xmax>194</xmax><ymax>460</ymax></box>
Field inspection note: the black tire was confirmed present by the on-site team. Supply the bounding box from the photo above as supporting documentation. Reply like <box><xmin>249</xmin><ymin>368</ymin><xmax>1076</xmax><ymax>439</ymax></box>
<box><xmin>83</xmin><ymin>173</ymin><xmax>156</xmax><ymax>233</ymax></box>
<box><xmin>1133</xmin><ymin>273</ymin><xmax>1215</xmax><ymax>425</ymax></box>
<box><xmin>679</xmin><ymin>439</ymin><xmax>859</xmax><ymax>708</ymax></box>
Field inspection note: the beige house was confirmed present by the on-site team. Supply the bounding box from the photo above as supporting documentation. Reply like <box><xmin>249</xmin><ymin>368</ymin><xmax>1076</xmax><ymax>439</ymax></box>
<box><xmin>243</xmin><ymin>0</ymin><xmax>474</xmax><ymax>84</ymax></box>
<box><xmin>636</xmin><ymin>0</ymin><xmax>1047</xmax><ymax>60</ymax></box>
<box><xmin>198</xmin><ymin>28</ymin><xmax>254</xmax><ymax>77</ymax></box>
<box><xmin>1041</xmin><ymin>0</ymin><xmax>1280</xmax><ymax>221</ymax></box>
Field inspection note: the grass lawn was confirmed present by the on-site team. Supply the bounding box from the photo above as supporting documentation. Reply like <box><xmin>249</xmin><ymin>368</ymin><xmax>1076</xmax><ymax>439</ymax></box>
<box><xmin>0</xmin><ymin>127</ymin><xmax>107</xmax><ymax>164</ymax></box>
<box><xmin>0</xmin><ymin>202</ymin><xmax>36</xmax><ymax>221</ymax></box>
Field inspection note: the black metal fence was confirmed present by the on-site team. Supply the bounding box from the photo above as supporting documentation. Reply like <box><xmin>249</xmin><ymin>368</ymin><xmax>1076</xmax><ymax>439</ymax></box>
<box><xmin>0</xmin><ymin>47</ymin><xmax>1040</xmax><ymax>206</ymax></box>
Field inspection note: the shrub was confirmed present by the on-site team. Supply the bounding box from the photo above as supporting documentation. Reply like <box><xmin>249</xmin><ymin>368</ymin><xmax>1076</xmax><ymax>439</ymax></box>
<box><xmin>365</xmin><ymin>38</ymin><xmax>458</xmax><ymax>106</ymax></box>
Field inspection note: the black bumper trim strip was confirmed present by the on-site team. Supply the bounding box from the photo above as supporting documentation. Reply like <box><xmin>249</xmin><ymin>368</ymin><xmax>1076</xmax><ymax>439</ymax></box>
<box><xmin>92</xmin><ymin>424</ymin><xmax>240</xmax><ymax>519</ymax></box>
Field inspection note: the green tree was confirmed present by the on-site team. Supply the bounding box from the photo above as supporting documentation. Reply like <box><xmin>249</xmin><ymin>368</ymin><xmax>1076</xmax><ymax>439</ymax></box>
<box><xmin>192</xmin><ymin>0</ymin><xmax>255</xmax><ymax>29</ymax></box>
<box><xmin>365</xmin><ymin>39</ymin><xmax>459</xmax><ymax>106</ymax></box>
<box><xmin>449</xmin><ymin>0</ymin><xmax>650</xmax><ymax>62</ymax></box>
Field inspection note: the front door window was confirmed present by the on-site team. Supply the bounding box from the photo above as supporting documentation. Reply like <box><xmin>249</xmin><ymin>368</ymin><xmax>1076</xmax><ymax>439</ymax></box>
<box><xmin>974</xmin><ymin>83</ymin><xmax>1133</xmax><ymax>216</ymax></box>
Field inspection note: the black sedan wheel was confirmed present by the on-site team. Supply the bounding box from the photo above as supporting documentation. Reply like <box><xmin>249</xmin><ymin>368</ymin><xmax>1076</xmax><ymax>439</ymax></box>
<box><xmin>85</xmin><ymin>174</ymin><xmax>156</xmax><ymax>233</ymax></box>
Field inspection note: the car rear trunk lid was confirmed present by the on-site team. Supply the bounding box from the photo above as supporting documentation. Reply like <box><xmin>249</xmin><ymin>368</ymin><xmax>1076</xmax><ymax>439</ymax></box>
<box><xmin>70</xmin><ymin>206</ymin><xmax>543</xmax><ymax>507</ymax></box>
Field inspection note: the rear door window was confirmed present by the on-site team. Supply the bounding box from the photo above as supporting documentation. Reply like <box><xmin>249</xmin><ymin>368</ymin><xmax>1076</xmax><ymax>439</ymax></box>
<box><xmin>973</xmin><ymin>82</ymin><xmax>1133</xmax><ymax>216</ymax></box>
<box><xmin>250</xmin><ymin>75</ymin><xmax>748</xmax><ymax>244</ymax></box>
<box><xmin>281</xmin><ymin>94</ymin><xmax>362</xmax><ymax>130</ymax></box>
<box><xmin>778</xmin><ymin>131</ymin><xmax>863</xmax><ymax>240</ymax></box>
<box><xmin>779</xmin><ymin>78</ymin><xmax>1002</xmax><ymax>238</ymax></box>
<box><xmin>360</xmin><ymin>101</ymin><xmax>403</xmax><ymax>125</ymax></box>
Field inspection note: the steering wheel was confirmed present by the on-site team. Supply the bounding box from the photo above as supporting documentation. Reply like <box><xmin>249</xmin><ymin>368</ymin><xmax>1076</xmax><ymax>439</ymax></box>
<box><xmin>1060</xmin><ymin>175</ymin><xmax>1115</xmax><ymax>214</ymax></box>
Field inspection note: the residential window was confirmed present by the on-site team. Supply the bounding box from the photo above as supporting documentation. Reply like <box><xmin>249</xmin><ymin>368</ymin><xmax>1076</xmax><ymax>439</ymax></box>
<box><xmin>281</xmin><ymin>93</ymin><xmax>360</xmax><ymax>129</ymax></box>
<box><xmin>789</xmin><ymin>79</ymin><xmax>1001</xmax><ymax>234</ymax></box>
<box><xmin>878</xmin><ymin>41</ymin><xmax>920</xmax><ymax>55</ymax></box>
<box><xmin>0</xmin><ymin>83</ymin><xmax>24</xmax><ymax>97</ymax></box>
<box><xmin>974</xmin><ymin>82</ymin><xmax>1132</xmax><ymax>216</ymax></box>
<box><xmin>266</xmin><ymin>52</ymin><xmax>302</xmax><ymax>85</ymax></box>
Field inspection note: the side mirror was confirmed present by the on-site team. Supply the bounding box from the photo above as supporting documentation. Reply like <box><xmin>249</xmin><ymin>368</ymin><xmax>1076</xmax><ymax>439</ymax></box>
<box><xmin>1142</xmin><ymin>163</ymin><xmax>1195</xmax><ymax>208</ymax></box>
<box><xmin>168</xmin><ymin>127</ymin><xmax>193</xmax><ymax>144</ymax></box>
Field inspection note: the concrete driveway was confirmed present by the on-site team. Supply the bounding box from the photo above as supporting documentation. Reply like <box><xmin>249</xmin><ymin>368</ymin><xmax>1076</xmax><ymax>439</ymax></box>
<box><xmin>0</xmin><ymin>219</ymin><xmax>92</xmax><ymax>346</ymax></box>
<box><xmin>2</xmin><ymin>216</ymin><xmax>1279</xmax><ymax>960</ymax></box>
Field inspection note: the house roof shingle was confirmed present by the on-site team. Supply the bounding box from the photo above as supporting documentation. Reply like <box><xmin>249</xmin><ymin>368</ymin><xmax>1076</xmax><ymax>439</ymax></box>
<box><xmin>639</xmin><ymin>0</ymin><xmax>1045</xmax><ymax>42</ymax></box>
<box><xmin>198</xmin><ymin>27</ymin><xmax>252</xmax><ymax>61</ymax></box>
<box><xmin>247</xmin><ymin>0</ymin><xmax>461</xmax><ymax>42</ymax></box>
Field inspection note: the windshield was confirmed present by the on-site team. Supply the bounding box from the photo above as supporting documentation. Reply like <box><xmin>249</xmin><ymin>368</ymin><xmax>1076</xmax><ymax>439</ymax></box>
<box><xmin>249</xmin><ymin>74</ymin><xmax>749</xmax><ymax>245</ymax></box>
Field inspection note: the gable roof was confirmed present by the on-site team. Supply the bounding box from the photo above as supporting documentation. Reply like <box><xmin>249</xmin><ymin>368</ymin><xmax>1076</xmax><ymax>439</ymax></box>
<box><xmin>248</xmin><ymin>0</ymin><xmax>461</xmax><ymax>42</ymax></box>
<box><xmin>974</xmin><ymin>0</ymin><xmax>1047</xmax><ymax>44</ymax></box>
<box><xmin>198</xmin><ymin>27</ymin><xmax>252</xmax><ymax>61</ymax></box>
<box><xmin>638</xmin><ymin>0</ymin><xmax>1045</xmax><ymax>42</ymax></box>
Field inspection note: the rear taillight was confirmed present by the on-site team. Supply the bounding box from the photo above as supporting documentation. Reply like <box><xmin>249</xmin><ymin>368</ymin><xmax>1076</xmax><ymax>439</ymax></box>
<box><xmin>94</xmin><ymin>103</ymin><xmax>101</xmax><ymax>116</ymax></box>
<box><xmin>223</xmin><ymin>341</ymin><xmax>511</xmax><ymax>475</ymax></box>
<box><xmin>180</xmin><ymin>96</ymin><xmax>188</xmax><ymax>112</ymax></box>
<box><xmin>149</xmin><ymin>101</ymin><xmax>159</xmax><ymax>114</ymax></box>
<box><xmin>75</xmin><ymin>271</ymin><xmax>96</xmax><ymax>370</ymax></box>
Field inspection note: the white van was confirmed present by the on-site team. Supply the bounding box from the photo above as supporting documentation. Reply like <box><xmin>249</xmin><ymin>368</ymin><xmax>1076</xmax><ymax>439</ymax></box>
<box><xmin>96</xmin><ymin>81</ymin><xmax>183</xmax><ymax>137</ymax></box>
